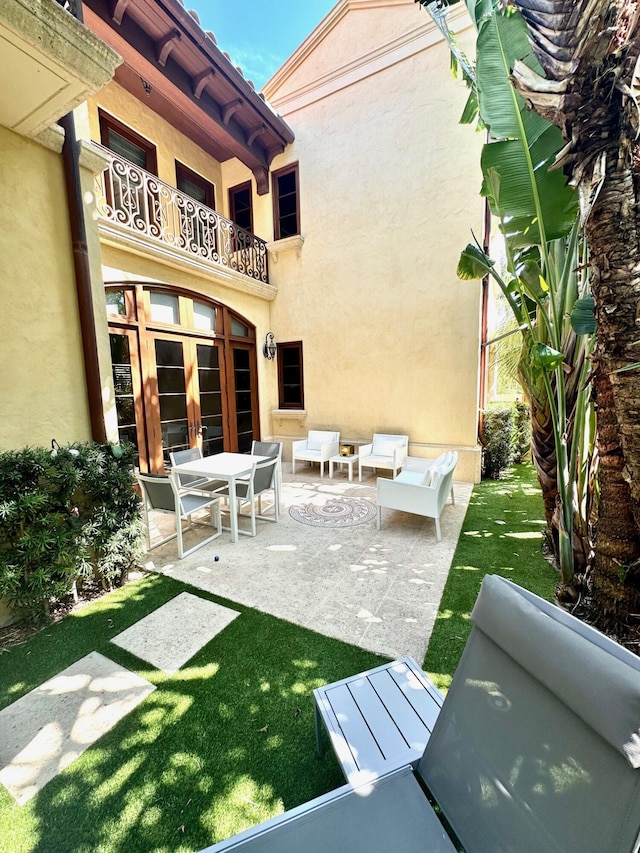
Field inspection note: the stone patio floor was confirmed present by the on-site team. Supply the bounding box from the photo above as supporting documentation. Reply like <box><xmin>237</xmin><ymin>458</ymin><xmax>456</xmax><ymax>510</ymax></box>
<box><xmin>146</xmin><ymin>462</ymin><xmax>473</xmax><ymax>663</ymax></box>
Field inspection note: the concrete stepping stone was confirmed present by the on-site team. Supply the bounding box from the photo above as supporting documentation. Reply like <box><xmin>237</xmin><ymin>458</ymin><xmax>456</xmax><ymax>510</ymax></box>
<box><xmin>110</xmin><ymin>591</ymin><xmax>240</xmax><ymax>675</ymax></box>
<box><xmin>0</xmin><ymin>651</ymin><xmax>155</xmax><ymax>805</ymax></box>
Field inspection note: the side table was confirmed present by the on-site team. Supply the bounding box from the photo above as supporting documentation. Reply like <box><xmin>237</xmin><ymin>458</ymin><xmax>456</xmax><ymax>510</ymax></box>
<box><xmin>329</xmin><ymin>453</ymin><xmax>358</xmax><ymax>481</ymax></box>
<box><xmin>313</xmin><ymin>656</ymin><xmax>444</xmax><ymax>785</ymax></box>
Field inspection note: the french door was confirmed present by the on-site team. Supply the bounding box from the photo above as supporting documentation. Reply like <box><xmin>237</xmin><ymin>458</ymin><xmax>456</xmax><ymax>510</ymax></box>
<box><xmin>146</xmin><ymin>333</ymin><xmax>228</xmax><ymax>469</ymax></box>
<box><xmin>107</xmin><ymin>286</ymin><xmax>259</xmax><ymax>472</ymax></box>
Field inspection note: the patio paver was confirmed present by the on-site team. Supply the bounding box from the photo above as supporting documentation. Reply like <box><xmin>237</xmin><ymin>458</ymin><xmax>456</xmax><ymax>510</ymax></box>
<box><xmin>110</xmin><ymin>591</ymin><xmax>240</xmax><ymax>674</ymax></box>
<box><xmin>0</xmin><ymin>652</ymin><xmax>155</xmax><ymax>805</ymax></box>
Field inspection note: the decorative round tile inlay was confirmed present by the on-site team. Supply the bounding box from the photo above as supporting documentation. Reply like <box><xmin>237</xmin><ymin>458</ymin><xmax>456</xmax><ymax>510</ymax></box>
<box><xmin>289</xmin><ymin>497</ymin><xmax>377</xmax><ymax>528</ymax></box>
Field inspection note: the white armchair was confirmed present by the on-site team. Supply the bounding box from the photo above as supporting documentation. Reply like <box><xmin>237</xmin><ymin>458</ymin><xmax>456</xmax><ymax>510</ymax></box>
<box><xmin>376</xmin><ymin>452</ymin><xmax>457</xmax><ymax>541</ymax></box>
<box><xmin>403</xmin><ymin>451</ymin><xmax>457</xmax><ymax>504</ymax></box>
<box><xmin>292</xmin><ymin>430</ymin><xmax>340</xmax><ymax>478</ymax></box>
<box><xmin>358</xmin><ymin>434</ymin><xmax>409</xmax><ymax>481</ymax></box>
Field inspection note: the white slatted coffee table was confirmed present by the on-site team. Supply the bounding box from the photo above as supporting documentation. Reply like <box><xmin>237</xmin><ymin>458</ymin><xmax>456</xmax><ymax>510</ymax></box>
<box><xmin>313</xmin><ymin>656</ymin><xmax>444</xmax><ymax>784</ymax></box>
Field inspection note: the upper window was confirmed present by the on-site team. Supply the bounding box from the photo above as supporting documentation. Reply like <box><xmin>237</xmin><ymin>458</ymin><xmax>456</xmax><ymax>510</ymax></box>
<box><xmin>231</xmin><ymin>317</ymin><xmax>250</xmax><ymax>337</ymax></box>
<box><xmin>277</xmin><ymin>341</ymin><xmax>304</xmax><ymax>409</ymax></box>
<box><xmin>272</xmin><ymin>164</ymin><xmax>300</xmax><ymax>240</ymax></box>
<box><xmin>106</xmin><ymin>290</ymin><xmax>126</xmax><ymax>317</ymax></box>
<box><xmin>99</xmin><ymin>110</ymin><xmax>157</xmax><ymax>174</ymax></box>
<box><xmin>229</xmin><ymin>182</ymin><xmax>253</xmax><ymax>232</ymax></box>
<box><xmin>176</xmin><ymin>162</ymin><xmax>215</xmax><ymax>210</ymax></box>
<box><xmin>193</xmin><ymin>301</ymin><xmax>216</xmax><ymax>332</ymax></box>
<box><xmin>149</xmin><ymin>291</ymin><xmax>179</xmax><ymax>325</ymax></box>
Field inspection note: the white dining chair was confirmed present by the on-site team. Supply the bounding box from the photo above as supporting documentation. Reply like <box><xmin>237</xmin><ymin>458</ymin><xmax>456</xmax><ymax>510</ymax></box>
<box><xmin>169</xmin><ymin>447</ymin><xmax>226</xmax><ymax>494</ymax></box>
<box><xmin>136</xmin><ymin>471</ymin><xmax>222</xmax><ymax>558</ymax></box>
<box><xmin>217</xmin><ymin>456</ymin><xmax>280</xmax><ymax>536</ymax></box>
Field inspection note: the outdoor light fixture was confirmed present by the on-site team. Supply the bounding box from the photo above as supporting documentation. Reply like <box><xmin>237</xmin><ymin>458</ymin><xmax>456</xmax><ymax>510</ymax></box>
<box><xmin>263</xmin><ymin>332</ymin><xmax>276</xmax><ymax>360</ymax></box>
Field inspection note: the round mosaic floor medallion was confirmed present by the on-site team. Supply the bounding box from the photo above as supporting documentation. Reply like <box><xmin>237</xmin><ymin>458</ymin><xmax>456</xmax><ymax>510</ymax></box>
<box><xmin>289</xmin><ymin>497</ymin><xmax>377</xmax><ymax>528</ymax></box>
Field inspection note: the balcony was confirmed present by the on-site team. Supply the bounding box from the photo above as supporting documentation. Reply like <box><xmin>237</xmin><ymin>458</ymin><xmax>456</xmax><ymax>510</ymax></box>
<box><xmin>0</xmin><ymin>0</ymin><xmax>119</xmax><ymax>138</ymax></box>
<box><xmin>95</xmin><ymin>145</ymin><xmax>269</xmax><ymax>284</ymax></box>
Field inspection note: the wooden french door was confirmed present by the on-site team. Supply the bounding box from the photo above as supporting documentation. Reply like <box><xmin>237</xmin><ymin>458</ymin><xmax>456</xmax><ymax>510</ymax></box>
<box><xmin>107</xmin><ymin>285</ymin><xmax>259</xmax><ymax>473</ymax></box>
<box><xmin>146</xmin><ymin>333</ymin><xmax>228</xmax><ymax>470</ymax></box>
<box><xmin>229</xmin><ymin>342</ymin><xmax>256</xmax><ymax>454</ymax></box>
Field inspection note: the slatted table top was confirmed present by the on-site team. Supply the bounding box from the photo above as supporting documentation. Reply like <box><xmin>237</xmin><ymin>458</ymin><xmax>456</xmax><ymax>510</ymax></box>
<box><xmin>313</xmin><ymin>656</ymin><xmax>444</xmax><ymax>785</ymax></box>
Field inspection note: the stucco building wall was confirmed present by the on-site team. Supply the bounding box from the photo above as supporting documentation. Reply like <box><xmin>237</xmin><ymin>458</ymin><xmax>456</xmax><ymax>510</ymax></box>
<box><xmin>0</xmin><ymin>126</ymin><xmax>91</xmax><ymax>450</ymax></box>
<box><xmin>262</xmin><ymin>1</ymin><xmax>484</xmax><ymax>480</ymax></box>
<box><xmin>84</xmin><ymin>83</ymin><xmax>224</xmax><ymax>196</ymax></box>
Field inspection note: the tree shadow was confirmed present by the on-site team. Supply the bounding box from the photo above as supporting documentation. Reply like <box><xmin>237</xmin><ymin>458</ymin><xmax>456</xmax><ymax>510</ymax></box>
<box><xmin>1</xmin><ymin>575</ymin><xmax>387</xmax><ymax>852</ymax></box>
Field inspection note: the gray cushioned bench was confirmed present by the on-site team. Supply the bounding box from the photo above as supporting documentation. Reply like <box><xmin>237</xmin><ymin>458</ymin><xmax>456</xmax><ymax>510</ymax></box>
<box><xmin>198</xmin><ymin>576</ymin><xmax>640</xmax><ymax>853</ymax></box>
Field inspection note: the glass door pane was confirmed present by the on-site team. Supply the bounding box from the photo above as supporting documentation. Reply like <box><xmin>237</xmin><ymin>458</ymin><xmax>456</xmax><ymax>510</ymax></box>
<box><xmin>196</xmin><ymin>342</ymin><xmax>225</xmax><ymax>456</ymax></box>
<box><xmin>232</xmin><ymin>347</ymin><xmax>255</xmax><ymax>453</ymax></box>
<box><xmin>154</xmin><ymin>337</ymin><xmax>189</xmax><ymax>466</ymax></box>
<box><xmin>109</xmin><ymin>330</ymin><xmax>146</xmax><ymax>467</ymax></box>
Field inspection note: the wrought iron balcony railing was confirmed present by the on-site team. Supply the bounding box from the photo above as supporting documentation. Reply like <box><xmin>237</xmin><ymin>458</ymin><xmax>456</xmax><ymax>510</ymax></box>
<box><xmin>94</xmin><ymin>145</ymin><xmax>269</xmax><ymax>283</ymax></box>
<box><xmin>54</xmin><ymin>0</ymin><xmax>82</xmax><ymax>17</ymax></box>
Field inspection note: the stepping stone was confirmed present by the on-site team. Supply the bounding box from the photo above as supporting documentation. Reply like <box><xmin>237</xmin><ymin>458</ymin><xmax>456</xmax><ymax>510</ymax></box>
<box><xmin>110</xmin><ymin>592</ymin><xmax>240</xmax><ymax>675</ymax></box>
<box><xmin>0</xmin><ymin>652</ymin><xmax>155</xmax><ymax>805</ymax></box>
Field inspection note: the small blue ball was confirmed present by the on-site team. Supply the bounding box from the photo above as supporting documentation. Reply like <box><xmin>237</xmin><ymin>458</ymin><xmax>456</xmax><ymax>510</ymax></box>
<box><xmin>214</xmin><ymin>555</ymin><xmax>220</xmax><ymax>561</ymax></box>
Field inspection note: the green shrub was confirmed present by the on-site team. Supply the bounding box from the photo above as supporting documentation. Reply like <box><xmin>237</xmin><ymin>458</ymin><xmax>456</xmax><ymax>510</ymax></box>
<box><xmin>482</xmin><ymin>404</ymin><xmax>516</xmax><ymax>479</ymax></box>
<box><xmin>513</xmin><ymin>400</ymin><xmax>532</xmax><ymax>462</ymax></box>
<box><xmin>0</xmin><ymin>442</ymin><xmax>143</xmax><ymax>623</ymax></box>
<box><xmin>482</xmin><ymin>401</ymin><xmax>531</xmax><ymax>478</ymax></box>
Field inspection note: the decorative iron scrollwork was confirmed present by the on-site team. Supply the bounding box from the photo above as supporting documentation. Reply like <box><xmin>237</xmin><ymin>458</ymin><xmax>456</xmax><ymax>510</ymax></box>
<box><xmin>95</xmin><ymin>145</ymin><xmax>269</xmax><ymax>283</ymax></box>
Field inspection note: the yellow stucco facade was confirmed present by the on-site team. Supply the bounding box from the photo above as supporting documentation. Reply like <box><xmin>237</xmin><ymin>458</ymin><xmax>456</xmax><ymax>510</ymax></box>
<box><xmin>1</xmin><ymin>0</ymin><xmax>484</xmax><ymax>484</ymax></box>
<box><xmin>0</xmin><ymin>0</ymin><xmax>119</xmax><ymax>452</ymax></box>
<box><xmin>0</xmin><ymin>125</ymin><xmax>92</xmax><ymax>449</ymax></box>
<box><xmin>261</xmin><ymin>0</ymin><xmax>484</xmax><ymax>480</ymax></box>
<box><xmin>77</xmin><ymin>79</ymin><xmax>278</xmax><ymax>457</ymax></box>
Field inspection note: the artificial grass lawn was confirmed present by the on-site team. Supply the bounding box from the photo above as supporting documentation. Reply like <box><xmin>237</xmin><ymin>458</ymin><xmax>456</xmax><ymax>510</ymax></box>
<box><xmin>423</xmin><ymin>463</ymin><xmax>559</xmax><ymax>691</ymax></box>
<box><xmin>1</xmin><ymin>462</ymin><xmax>558</xmax><ymax>852</ymax></box>
<box><xmin>0</xmin><ymin>574</ymin><xmax>388</xmax><ymax>853</ymax></box>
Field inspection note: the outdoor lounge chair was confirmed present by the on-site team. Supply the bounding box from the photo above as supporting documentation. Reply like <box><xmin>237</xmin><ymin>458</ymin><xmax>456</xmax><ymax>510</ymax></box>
<box><xmin>250</xmin><ymin>440</ymin><xmax>283</xmax><ymax>512</ymax></box>
<box><xmin>169</xmin><ymin>447</ymin><xmax>226</xmax><ymax>494</ymax></box>
<box><xmin>291</xmin><ymin>430</ymin><xmax>340</xmax><ymax>478</ymax></box>
<box><xmin>137</xmin><ymin>471</ymin><xmax>222</xmax><ymax>559</ymax></box>
<box><xmin>404</xmin><ymin>450</ymin><xmax>457</xmax><ymax>503</ymax></box>
<box><xmin>376</xmin><ymin>451</ymin><xmax>457</xmax><ymax>540</ymax></box>
<box><xmin>197</xmin><ymin>575</ymin><xmax>640</xmax><ymax>852</ymax></box>
<box><xmin>358</xmin><ymin>433</ymin><xmax>409</xmax><ymax>481</ymax></box>
<box><xmin>216</xmin><ymin>456</ymin><xmax>280</xmax><ymax>536</ymax></box>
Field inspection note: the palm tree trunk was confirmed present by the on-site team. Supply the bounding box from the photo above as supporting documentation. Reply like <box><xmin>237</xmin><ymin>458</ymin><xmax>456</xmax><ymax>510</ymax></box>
<box><xmin>587</xmin><ymin>164</ymin><xmax>640</xmax><ymax>625</ymax></box>
<box><xmin>506</xmin><ymin>0</ymin><xmax>640</xmax><ymax>637</ymax></box>
<box><xmin>526</xmin><ymin>388</ymin><xmax>557</xmax><ymax>526</ymax></box>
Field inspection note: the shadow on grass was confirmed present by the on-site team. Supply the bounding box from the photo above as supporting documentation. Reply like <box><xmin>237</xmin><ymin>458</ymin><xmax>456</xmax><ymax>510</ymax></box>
<box><xmin>0</xmin><ymin>575</ymin><xmax>388</xmax><ymax>853</ymax></box>
<box><xmin>422</xmin><ymin>464</ymin><xmax>558</xmax><ymax>693</ymax></box>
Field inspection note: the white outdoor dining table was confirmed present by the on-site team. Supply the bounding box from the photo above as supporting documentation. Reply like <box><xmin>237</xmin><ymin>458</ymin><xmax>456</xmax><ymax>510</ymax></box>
<box><xmin>170</xmin><ymin>452</ymin><xmax>268</xmax><ymax>544</ymax></box>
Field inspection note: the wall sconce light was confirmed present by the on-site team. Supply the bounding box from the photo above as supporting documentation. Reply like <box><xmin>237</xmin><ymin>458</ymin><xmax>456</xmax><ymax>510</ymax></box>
<box><xmin>263</xmin><ymin>332</ymin><xmax>276</xmax><ymax>360</ymax></box>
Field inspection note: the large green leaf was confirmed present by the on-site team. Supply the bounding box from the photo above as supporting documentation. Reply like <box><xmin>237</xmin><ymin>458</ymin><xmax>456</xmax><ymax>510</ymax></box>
<box><xmin>476</xmin><ymin>10</ymin><xmax>545</xmax><ymax>141</ymax></box>
<box><xmin>457</xmin><ymin>244</ymin><xmax>495</xmax><ymax>280</ymax></box>
<box><xmin>532</xmin><ymin>343</ymin><xmax>565</xmax><ymax>370</ymax></box>
<box><xmin>474</xmin><ymin>6</ymin><xmax>578</xmax><ymax>246</ymax></box>
<box><xmin>571</xmin><ymin>296</ymin><xmax>596</xmax><ymax>335</ymax></box>
<box><xmin>460</xmin><ymin>89</ymin><xmax>480</xmax><ymax>125</ymax></box>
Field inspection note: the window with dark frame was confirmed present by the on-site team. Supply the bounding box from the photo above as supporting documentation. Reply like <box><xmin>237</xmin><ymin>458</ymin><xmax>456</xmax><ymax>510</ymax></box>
<box><xmin>176</xmin><ymin>162</ymin><xmax>215</xmax><ymax>210</ymax></box>
<box><xmin>99</xmin><ymin>110</ymin><xmax>157</xmax><ymax>174</ymax></box>
<box><xmin>228</xmin><ymin>182</ymin><xmax>253</xmax><ymax>232</ymax></box>
<box><xmin>272</xmin><ymin>164</ymin><xmax>300</xmax><ymax>240</ymax></box>
<box><xmin>277</xmin><ymin>341</ymin><xmax>304</xmax><ymax>409</ymax></box>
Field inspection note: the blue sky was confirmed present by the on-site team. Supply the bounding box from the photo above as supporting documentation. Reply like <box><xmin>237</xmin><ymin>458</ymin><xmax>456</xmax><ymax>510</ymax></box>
<box><xmin>185</xmin><ymin>1</ymin><xmax>338</xmax><ymax>89</ymax></box>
